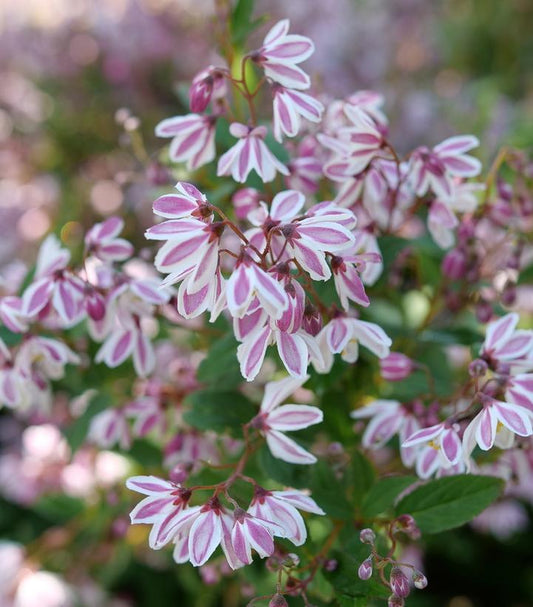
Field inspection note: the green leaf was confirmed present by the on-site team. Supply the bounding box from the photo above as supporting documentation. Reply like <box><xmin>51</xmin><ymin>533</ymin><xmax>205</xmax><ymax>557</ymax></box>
<box><xmin>395</xmin><ymin>474</ymin><xmax>504</xmax><ymax>534</ymax></box>
<box><xmin>183</xmin><ymin>389</ymin><xmax>255</xmax><ymax>434</ymax></box>
<box><xmin>231</xmin><ymin>0</ymin><xmax>262</xmax><ymax>46</ymax></box>
<box><xmin>258</xmin><ymin>445</ymin><xmax>312</xmax><ymax>489</ymax></box>
<box><xmin>310</xmin><ymin>461</ymin><xmax>354</xmax><ymax>520</ymax></box>
<box><xmin>361</xmin><ymin>476</ymin><xmax>417</xmax><ymax>518</ymax></box>
<box><xmin>350</xmin><ymin>449</ymin><xmax>376</xmax><ymax>507</ymax></box>
<box><xmin>33</xmin><ymin>494</ymin><xmax>84</xmax><ymax>522</ymax></box>
<box><xmin>196</xmin><ymin>332</ymin><xmax>242</xmax><ymax>389</ymax></box>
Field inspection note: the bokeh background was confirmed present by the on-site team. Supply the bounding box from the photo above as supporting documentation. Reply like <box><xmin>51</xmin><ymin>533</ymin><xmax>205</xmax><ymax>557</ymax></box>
<box><xmin>1</xmin><ymin>1</ymin><xmax>533</xmax><ymax>606</ymax></box>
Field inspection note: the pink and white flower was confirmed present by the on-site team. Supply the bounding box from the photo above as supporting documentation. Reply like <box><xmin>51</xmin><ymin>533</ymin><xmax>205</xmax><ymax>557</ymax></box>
<box><xmin>155</xmin><ymin>113</ymin><xmax>216</xmax><ymax>171</ymax></box>
<box><xmin>463</xmin><ymin>397</ymin><xmax>533</xmax><ymax>456</ymax></box>
<box><xmin>480</xmin><ymin>313</ymin><xmax>533</xmax><ymax>372</ymax></box>
<box><xmin>321</xmin><ymin>316</ymin><xmax>392</xmax><ymax>363</ymax></box>
<box><xmin>22</xmin><ymin>235</ymin><xmax>85</xmax><ymax>326</ymax></box>
<box><xmin>409</xmin><ymin>136</ymin><xmax>482</xmax><ymax>202</ymax></box>
<box><xmin>217</xmin><ymin>123</ymin><xmax>289</xmax><ymax>183</ymax></box>
<box><xmin>189</xmin><ymin>65</ymin><xmax>227</xmax><ymax>113</ymax></box>
<box><xmin>272</xmin><ymin>84</ymin><xmax>324</xmax><ymax>142</ymax></box>
<box><xmin>230</xmin><ymin>508</ymin><xmax>283</xmax><ymax>565</ymax></box>
<box><xmin>85</xmin><ymin>217</ymin><xmax>133</xmax><ymax>263</ymax></box>
<box><xmin>380</xmin><ymin>353</ymin><xmax>414</xmax><ymax>382</ymax></box>
<box><xmin>248</xmin><ymin>486</ymin><xmax>325</xmax><ymax>546</ymax></box>
<box><xmin>250</xmin><ymin>375</ymin><xmax>322</xmax><ymax>464</ymax></box>
<box><xmin>252</xmin><ymin>19</ymin><xmax>315</xmax><ymax>90</ymax></box>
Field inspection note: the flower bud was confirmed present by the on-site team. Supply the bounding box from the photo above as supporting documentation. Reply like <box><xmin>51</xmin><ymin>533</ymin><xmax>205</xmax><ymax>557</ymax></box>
<box><xmin>390</xmin><ymin>567</ymin><xmax>410</xmax><ymax>599</ymax></box>
<box><xmin>387</xmin><ymin>595</ymin><xmax>405</xmax><ymax>607</ymax></box>
<box><xmin>323</xmin><ymin>559</ymin><xmax>338</xmax><ymax>572</ymax></box>
<box><xmin>380</xmin><ymin>353</ymin><xmax>414</xmax><ymax>382</ymax></box>
<box><xmin>303</xmin><ymin>304</ymin><xmax>322</xmax><ymax>336</ymax></box>
<box><xmin>394</xmin><ymin>514</ymin><xmax>421</xmax><ymax>540</ymax></box>
<box><xmin>269</xmin><ymin>594</ymin><xmax>288</xmax><ymax>607</ymax></box>
<box><xmin>442</xmin><ymin>248</ymin><xmax>467</xmax><ymax>280</ymax></box>
<box><xmin>357</xmin><ymin>557</ymin><xmax>373</xmax><ymax>580</ymax></box>
<box><xmin>468</xmin><ymin>358</ymin><xmax>488</xmax><ymax>378</ymax></box>
<box><xmin>359</xmin><ymin>528</ymin><xmax>376</xmax><ymax>545</ymax></box>
<box><xmin>412</xmin><ymin>570</ymin><xmax>428</xmax><ymax>589</ymax></box>
<box><xmin>501</xmin><ymin>283</ymin><xmax>516</xmax><ymax>306</ymax></box>
<box><xmin>189</xmin><ymin>66</ymin><xmax>226</xmax><ymax>113</ymax></box>
<box><xmin>475</xmin><ymin>301</ymin><xmax>493</xmax><ymax>324</ymax></box>
<box><xmin>86</xmin><ymin>291</ymin><xmax>106</xmax><ymax>321</ymax></box>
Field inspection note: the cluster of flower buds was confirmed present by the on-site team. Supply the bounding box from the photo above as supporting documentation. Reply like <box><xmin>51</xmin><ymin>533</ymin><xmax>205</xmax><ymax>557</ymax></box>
<box><xmin>357</xmin><ymin>523</ymin><xmax>427</xmax><ymax>606</ymax></box>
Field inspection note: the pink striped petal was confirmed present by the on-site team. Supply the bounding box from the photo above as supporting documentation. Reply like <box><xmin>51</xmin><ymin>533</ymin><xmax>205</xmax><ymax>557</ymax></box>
<box><xmin>188</xmin><ymin>510</ymin><xmax>223</xmax><ymax>566</ymax></box>
<box><xmin>475</xmin><ymin>408</ymin><xmax>497</xmax><ymax>451</ymax></box>
<box><xmin>237</xmin><ymin>325</ymin><xmax>272</xmax><ymax>381</ymax></box>
<box><xmin>276</xmin><ymin>331</ymin><xmax>308</xmax><ymax>378</ymax></box>
<box><xmin>270</xmin><ymin>190</ymin><xmax>305</xmax><ymax>221</ymax></box>
<box><xmin>493</xmin><ymin>401</ymin><xmax>532</xmax><ymax>437</ymax></box>
<box><xmin>260</xmin><ymin>375</ymin><xmax>308</xmax><ymax>414</ymax></box>
<box><xmin>265</xmin><ymin>429</ymin><xmax>316</xmax><ymax>464</ymax></box>
<box><xmin>267</xmin><ymin>404</ymin><xmax>322</xmax><ymax>431</ymax></box>
<box><xmin>125</xmin><ymin>475</ymin><xmax>174</xmax><ymax>495</ymax></box>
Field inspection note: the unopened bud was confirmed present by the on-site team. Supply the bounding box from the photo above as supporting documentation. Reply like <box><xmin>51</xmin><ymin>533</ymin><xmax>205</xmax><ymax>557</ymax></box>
<box><xmin>357</xmin><ymin>557</ymin><xmax>373</xmax><ymax>580</ymax></box>
<box><xmin>475</xmin><ymin>301</ymin><xmax>493</xmax><ymax>323</ymax></box>
<box><xmin>269</xmin><ymin>594</ymin><xmax>288</xmax><ymax>607</ymax></box>
<box><xmin>323</xmin><ymin>558</ymin><xmax>337</xmax><ymax>572</ymax></box>
<box><xmin>469</xmin><ymin>358</ymin><xmax>488</xmax><ymax>378</ymax></box>
<box><xmin>283</xmin><ymin>553</ymin><xmax>300</xmax><ymax>567</ymax></box>
<box><xmin>412</xmin><ymin>570</ymin><xmax>428</xmax><ymax>589</ymax></box>
<box><xmin>86</xmin><ymin>291</ymin><xmax>106</xmax><ymax>321</ymax></box>
<box><xmin>359</xmin><ymin>528</ymin><xmax>376</xmax><ymax>545</ymax></box>
<box><xmin>390</xmin><ymin>567</ymin><xmax>410</xmax><ymax>599</ymax></box>
<box><xmin>442</xmin><ymin>248</ymin><xmax>467</xmax><ymax>280</ymax></box>
<box><xmin>387</xmin><ymin>595</ymin><xmax>405</xmax><ymax>607</ymax></box>
<box><xmin>380</xmin><ymin>352</ymin><xmax>414</xmax><ymax>381</ymax></box>
<box><xmin>501</xmin><ymin>284</ymin><xmax>516</xmax><ymax>307</ymax></box>
<box><xmin>303</xmin><ymin>304</ymin><xmax>322</xmax><ymax>336</ymax></box>
<box><xmin>394</xmin><ymin>514</ymin><xmax>421</xmax><ymax>540</ymax></box>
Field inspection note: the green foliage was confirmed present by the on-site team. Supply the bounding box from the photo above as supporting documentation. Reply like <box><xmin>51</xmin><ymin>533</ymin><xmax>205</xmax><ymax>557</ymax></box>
<box><xmin>361</xmin><ymin>476</ymin><xmax>418</xmax><ymax>518</ymax></box>
<box><xmin>395</xmin><ymin>474</ymin><xmax>504</xmax><ymax>533</ymax></box>
<box><xmin>183</xmin><ymin>389</ymin><xmax>256</xmax><ymax>434</ymax></box>
<box><xmin>196</xmin><ymin>332</ymin><xmax>242</xmax><ymax>389</ymax></box>
<box><xmin>230</xmin><ymin>0</ymin><xmax>266</xmax><ymax>46</ymax></box>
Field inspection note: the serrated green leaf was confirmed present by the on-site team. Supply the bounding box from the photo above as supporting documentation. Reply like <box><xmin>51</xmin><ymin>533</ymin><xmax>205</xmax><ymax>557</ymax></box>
<box><xmin>183</xmin><ymin>389</ymin><xmax>255</xmax><ymax>434</ymax></box>
<box><xmin>395</xmin><ymin>474</ymin><xmax>504</xmax><ymax>534</ymax></box>
<box><xmin>361</xmin><ymin>476</ymin><xmax>417</xmax><ymax>518</ymax></box>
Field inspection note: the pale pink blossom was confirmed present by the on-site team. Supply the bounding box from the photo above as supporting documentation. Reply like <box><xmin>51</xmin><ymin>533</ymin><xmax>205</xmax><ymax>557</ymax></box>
<box><xmin>409</xmin><ymin>136</ymin><xmax>481</xmax><ymax>202</ymax></box>
<box><xmin>251</xmin><ymin>375</ymin><xmax>322</xmax><ymax>464</ymax></box>
<box><xmin>84</xmin><ymin>217</ymin><xmax>133</xmax><ymax>262</ymax></box>
<box><xmin>321</xmin><ymin>316</ymin><xmax>391</xmax><ymax>363</ymax></box>
<box><xmin>463</xmin><ymin>397</ymin><xmax>533</xmax><ymax>456</ymax></box>
<box><xmin>88</xmin><ymin>408</ymin><xmax>131</xmax><ymax>450</ymax></box>
<box><xmin>230</xmin><ymin>508</ymin><xmax>283</xmax><ymax>565</ymax></box>
<box><xmin>22</xmin><ymin>235</ymin><xmax>85</xmax><ymax>327</ymax></box>
<box><xmin>252</xmin><ymin>19</ymin><xmax>315</xmax><ymax>90</ymax></box>
<box><xmin>248</xmin><ymin>486</ymin><xmax>325</xmax><ymax>546</ymax></box>
<box><xmin>480</xmin><ymin>313</ymin><xmax>533</xmax><ymax>372</ymax></box>
<box><xmin>217</xmin><ymin>123</ymin><xmax>289</xmax><ymax>183</ymax></box>
<box><xmin>155</xmin><ymin>113</ymin><xmax>216</xmax><ymax>171</ymax></box>
<box><xmin>272</xmin><ymin>85</ymin><xmax>324</xmax><ymax>142</ymax></box>
<box><xmin>403</xmin><ymin>422</ymin><xmax>463</xmax><ymax>478</ymax></box>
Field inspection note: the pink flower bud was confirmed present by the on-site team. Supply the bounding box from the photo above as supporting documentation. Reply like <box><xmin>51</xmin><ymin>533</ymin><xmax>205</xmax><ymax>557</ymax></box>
<box><xmin>412</xmin><ymin>570</ymin><xmax>428</xmax><ymax>589</ymax></box>
<box><xmin>358</xmin><ymin>557</ymin><xmax>373</xmax><ymax>580</ymax></box>
<box><xmin>323</xmin><ymin>559</ymin><xmax>337</xmax><ymax>572</ymax></box>
<box><xmin>86</xmin><ymin>291</ymin><xmax>106</xmax><ymax>322</ymax></box>
<box><xmin>380</xmin><ymin>353</ymin><xmax>413</xmax><ymax>382</ymax></box>
<box><xmin>501</xmin><ymin>283</ymin><xmax>517</xmax><ymax>306</ymax></box>
<box><xmin>390</xmin><ymin>567</ymin><xmax>410</xmax><ymax>599</ymax></box>
<box><xmin>468</xmin><ymin>358</ymin><xmax>488</xmax><ymax>378</ymax></box>
<box><xmin>442</xmin><ymin>248</ymin><xmax>467</xmax><ymax>280</ymax></box>
<box><xmin>189</xmin><ymin>66</ymin><xmax>226</xmax><ymax>113</ymax></box>
<box><xmin>269</xmin><ymin>593</ymin><xmax>288</xmax><ymax>607</ymax></box>
<box><xmin>394</xmin><ymin>514</ymin><xmax>421</xmax><ymax>540</ymax></box>
<box><xmin>359</xmin><ymin>528</ymin><xmax>376</xmax><ymax>544</ymax></box>
<box><xmin>476</xmin><ymin>301</ymin><xmax>493</xmax><ymax>323</ymax></box>
<box><xmin>303</xmin><ymin>304</ymin><xmax>322</xmax><ymax>336</ymax></box>
<box><xmin>387</xmin><ymin>595</ymin><xmax>405</xmax><ymax>607</ymax></box>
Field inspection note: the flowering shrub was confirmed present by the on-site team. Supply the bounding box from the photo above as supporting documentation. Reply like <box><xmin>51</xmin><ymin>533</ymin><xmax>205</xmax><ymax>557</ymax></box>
<box><xmin>1</xmin><ymin>2</ymin><xmax>533</xmax><ymax>606</ymax></box>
